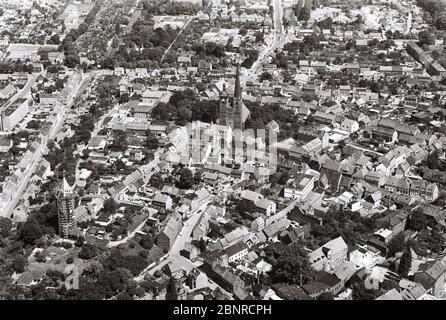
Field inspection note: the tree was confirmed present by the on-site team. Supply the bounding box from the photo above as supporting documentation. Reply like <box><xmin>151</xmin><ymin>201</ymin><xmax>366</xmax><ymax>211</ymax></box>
<box><xmin>194</xmin><ymin>171</ymin><xmax>202</xmax><ymax>184</ymax></box>
<box><xmin>78</xmin><ymin>243</ymin><xmax>98</xmax><ymax>260</ymax></box>
<box><xmin>12</xmin><ymin>255</ymin><xmax>27</xmax><ymax>273</ymax></box>
<box><xmin>260</xmin><ymin>71</ymin><xmax>273</xmax><ymax>82</ymax></box>
<box><xmin>145</xmin><ymin>131</ymin><xmax>159</xmax><ymax>150</ymax></box>
<box><xmin>418</xmin><ymin>30</ymin><xmax>436</xmax><ymax>46</ymax></box>
<box><xmin>35</xmin><ymin>251</ymin><xmax>46</xmax><ymax>263</ymax></box>
<box><xmin>165</xmin><ymin>277</ymin><xmax>178</xmax><ymax>300</ymax></box>
<box><xmin>317</xmin><ymin>292</ymin><xmax>334</xmax><ymax>300</ymax></box>
<box><xmin>236</xmin><ymin>199</ymin><xmax>257</xmax><ymax>215</ymax></box>
<box><xmin>149</xmin><ymin>173</ymin><xmax>164</xmax><ymax>189</ymax></box>
<box><xmin>239</xmin><ymin>28</ymin><xmax>248</xmax><ymax>36</ymax></box>
<box><xmin>408</xmin><ymin>209</ymin><xmax>428</xmax><ymax>231</ymax></box>
<box><xmin>267</xmin><ymin>244</ymin><xmax>314</xmax><ymax>285</ymax></box>
<box><xmin>177</xmin><ymin>106</ymin><xmax>192</xmax><ymax>124</ymax></box>
<box><xmin>0</xmin><ymin>217</ymin><xmax>12</xmax><ymax>238</ymax></box>
<box><xmin>255</xmin><ymin>31</ymin><xmax>264</xmax><ymax>43</ymax></box>
<box><xmin>352</xmin><ymin>282</ymin><xmax>380</xmax><ymax>300</ymax></box>
<box><xmin>139</xmin><ymin>234</ymin><xmax>154</xmax><ymax>250</ymax></box>
<box><xmin>398</xmin><ymin>247</ymin><xmax>412</xmax><ymax>277</ymax></box>
<box><xmin>75</xmin><ymin>235</ymin><xmax>85</xmax><ymax>247</ymax></box>
<box><xmin>49</xmin><ymin>34</ymin><xmax>60</xmax><ymax>45</ymax></box>
<box><xmin>177</xmin><ymin>168</ymin><xmax>194</xmax><ymax>189</ymax></box>
<box><xmin>19</xmin><ymin>218</ymin><xmax>44</xmax><ymax>245</ymax></box>
<box><xmin>317</xmin><ymin>17</ymin><xmax>333</xmax><ymax>29</ymax></box>
<box><xmin>387</xmin><ymin>232</ymin><xmax>406</xmax><ymax>257</ymax></box>
<box><xmin>436</xmin><ymin>14</ymin><xmax>446</xmax><ymax>30</ymax></box>
<box><xmin>103</xmin><ymin>199</ymin><xmax>118</xmax><ymax>214</ymax></box>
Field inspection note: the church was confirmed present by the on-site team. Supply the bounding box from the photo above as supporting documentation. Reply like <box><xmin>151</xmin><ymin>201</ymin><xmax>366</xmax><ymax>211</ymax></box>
<box><xmin>218</xmin><ymin>66</ymin><xmax>250</xmax><ymax>131</ymax></box>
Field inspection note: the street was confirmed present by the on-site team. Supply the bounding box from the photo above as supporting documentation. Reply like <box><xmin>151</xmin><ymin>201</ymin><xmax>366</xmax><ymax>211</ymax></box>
<box><xmin>161</xmin><ymin>16</ymin><xmax>194</xmax><ymax>62</ymax></box>
<box><xmin>2</xmin><ymin>70</ymin><xmax>94</xmax><ymax>218</ymax></box>
<box><xmin>241</xmin><ymin>0</ymin><xmax>285</xmax><ymax>86</ymax></box>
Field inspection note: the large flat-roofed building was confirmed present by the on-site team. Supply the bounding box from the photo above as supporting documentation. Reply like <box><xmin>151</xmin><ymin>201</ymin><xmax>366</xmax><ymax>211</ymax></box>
<box><xmin>1</xmin><ymin>98</ymin><xmax>29</xmax><ymax>131</ymax></box>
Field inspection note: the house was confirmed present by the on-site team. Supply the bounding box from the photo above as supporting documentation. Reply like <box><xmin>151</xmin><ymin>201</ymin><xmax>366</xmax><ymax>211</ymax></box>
<box><xmin>314</xmin><ymin>271</ymin><xmax>343</xmax><ymax>295</ymax></box>
<box><xmin>376</xmin><ymin>288</ymin><xmax>404</xmax><ymax>300</ymax></box>
<box><xmin>156</xmin><ymin>212</ymin><xmax>183</xmax><ymax>251</ymax></box>
<box><xmin>180</xmin><ymin>243</ymin><xmax>200</xmax><ymax>260</ymax></box>
<box><xmin>202</xmin><ymin>255</ymin><xmax>245</xmax><ymax>294</ymax></box>
<box><xmin>88</xmin><ymin>136</ymin><xmax>107</xmax><ymax>151</ymax></box>
<box><xmin>340</xmin><ymin>118</ymin><xmax>359</xmax><ymax>133</ymax></box>
<box><xmin>283</xmin><ymin>174</ymin><xmax>315</xmax><ymax>201</ymax></box>
<box><xmin>192</xmin><ymin>212</ymin><xmax>210</xmax><ymax>240</ymax></box>
<box><xmin>301</xmin><ymin>281</ymin><xmax>329</xmax><ymax>298</ymax></box>
<box><xmin>314</xmin><ymin>111</ymin><xmax>335</xmax><ymax>125</ymax></box>
<box><xmin>419</xmin><ymin>205</ymin><xmax>446</xmax><ymax>230</ymax></box>
<box><xmin>280</xmin><ymin>225</ymin><xmax>310</xmax><ymax>245</ymax></box>
<box><xmin>377</xmin><ymin>209</ymin><xmax>408</xmax><ymax>234</ymax></box>
<box><xmin>384</xmin><ymin>177</ymin><xmax>439</xmax><ymax>202</ymax></box>
<box><xmin>182</xmin><ymin>188</ymin><xmax>211</xmax><ymax>212</ymax></box>
<box><xmin>308</xmin><ymin>236</ymin><xmax>348</xmax><ymax>271</ymax></box>
<box><xmin>319</xmin><ymin>160</ymin><xmax>343</xmax><ymax>194</ymax></box>
<box><xmin>413</xmin><ymin>255</ymin><xmax>446</xmax><ymax>297</ymax></box>
<box><xmin>152</xmin><ymin>192</ymin><xmax>173</xmax><ymax>211</ymax></box>
<box><xmin>240</xmin><ymin>189</ymin><xmax>276</xmax><ymax>216</ymax></box>
<box><xmin>262</xmin><ymin>217</ymin><xmax>289</xmax><ymax>241</ymax></box>
<box><xmin>224</xmin><ymin>241</ymin><xmax>249</xmax><ymax>263</ymax></box>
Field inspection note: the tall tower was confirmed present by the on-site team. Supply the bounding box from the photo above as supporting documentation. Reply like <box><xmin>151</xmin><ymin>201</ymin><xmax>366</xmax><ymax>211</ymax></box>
<box><xmin>56</xmin><ymin>176</ymin><xmax>76</xmax><ymax>239</ymax></box>
<box><xmin>218</xmin><ymin>65</ymin><xmax>248</xmax><ymax>131</ymax></box>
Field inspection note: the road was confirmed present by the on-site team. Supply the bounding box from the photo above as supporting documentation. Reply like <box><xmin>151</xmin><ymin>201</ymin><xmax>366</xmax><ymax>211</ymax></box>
<box><xmin>74</xmin><ymin>96</ymin><xmax>119</xmax><ymax>185</ymax></box>
<box><xmin>106</xmin><ymin>0</ymin><xmax>141</xmax><ymax>57</ymax></box>
<box><xmin>240</xmin><ymin>0</ymin><xmax>284</xmax><ymax>86</ymax></box>
<box><xmin>2</xmin><ymin>70</ymin><xmax>93</xmax><ymax>218</ymax></box>
<box><xmin>161</xmin><ymin>16</ymin><xmax>193</xmax><ymax>62</ymax></box>
<box><xmin>107</xmin><ymin>218</ymin><xmax>148</xmax><ymax>248</ymax></box>
<box><xmin>134</xmin><ymin>195</ymin><xmax>214</xmax><ymax>282</ymax></box>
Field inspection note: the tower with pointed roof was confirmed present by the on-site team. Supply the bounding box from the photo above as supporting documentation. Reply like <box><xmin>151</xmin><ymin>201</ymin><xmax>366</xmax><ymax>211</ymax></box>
<box><xmin>56</xmin><ymin>176</ymin><xmax>76</xmax><ymax>238</ymax></box>
<box><xmin>218</xmin><ymin>65</ymin><xmax>250</xmax><ymax>131</ymax></box>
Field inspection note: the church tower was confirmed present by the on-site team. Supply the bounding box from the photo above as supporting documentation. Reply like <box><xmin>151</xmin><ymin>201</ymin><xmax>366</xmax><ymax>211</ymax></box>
<box><xmin>218</xmin><ymin>65</ymin><xmax>249</xmax><ymax>131</ymax></box>
<box><xmin>56</xmin><ymin>176</ymin><xmax>76</xmax><ymax>239</ymax></box>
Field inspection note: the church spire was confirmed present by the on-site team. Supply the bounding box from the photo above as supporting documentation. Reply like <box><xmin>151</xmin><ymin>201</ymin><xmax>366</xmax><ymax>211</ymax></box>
<box><xmin>234</xmin><ymin>64</ymin><xmax>241</xmax><ymax>99</ymax></box>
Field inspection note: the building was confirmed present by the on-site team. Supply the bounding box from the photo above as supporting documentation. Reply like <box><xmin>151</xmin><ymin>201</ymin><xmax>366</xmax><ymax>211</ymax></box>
<box><xmin>0</xmin><ymin>84</ymin><xmax>16</xmax><ymax>100</ymax></box>
<box><xmin>152</xmin><ymin>192</ymin><xmax>173</xmax><ymax>211</ymax></box>
<box><xmin>414</xmin><ymin>255</ymin><xmax>446</xmax><ymax>297</ymax></box>
<box><xmin>218</xmin><ymin>66</ymin><xmax>250</xmax><ymax>131</ymax></box>
<box><xmin>56</xmin><ymin>177</ymin><xmax>77</xmax><ymax>239</ymax></box>
<box><xmin>384</xmin><ymin>177</ymin><xmax>439</xmax><ymax>202</ymax></box>
<box><xmin>308</xmin><ymin>236</ymin><xmax>348</xmax><ymax>271</ymax></box>
<box><xmin>283</xmin><ymin>174</ymin><xmax>315</xmax><ymax>201</ymax></box>
<box><xmin>156</xmin><ymin>212</ymin><xmax>183</xmax><ymax>251</ymax></box>
<box><xmin>340</xmin><ymin>118</ymin><xmax>359</xmax><ymax>133</ymax></box>
<box><xmin>224</xmin><ymin>241</ymin><xmax>249</xmax><ymax>263</ymax></box>
<box><xmin>1</xmin><ymin>98</ymin><xmax>30</xmax><ymax>131</ymax></box>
